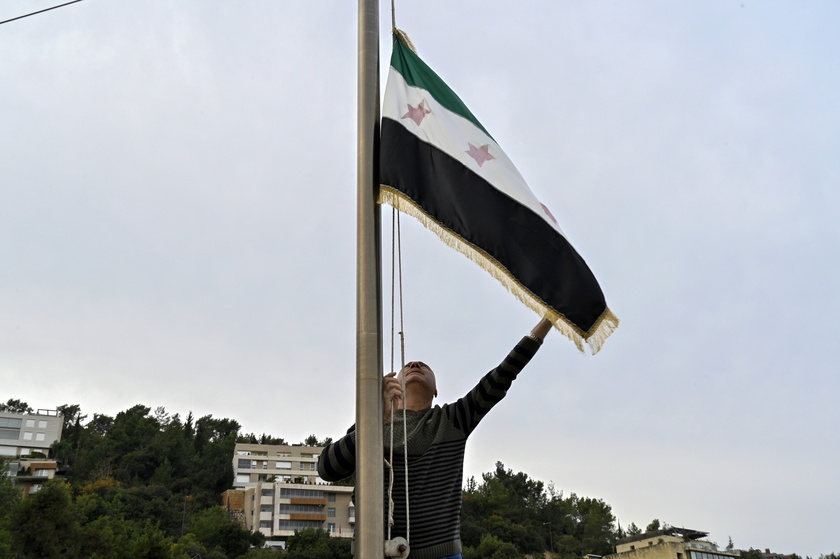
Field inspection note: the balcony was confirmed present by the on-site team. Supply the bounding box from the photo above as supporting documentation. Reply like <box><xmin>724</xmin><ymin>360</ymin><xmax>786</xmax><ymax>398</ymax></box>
<box><xmin>290</xmin><ymin>497</ymin><xmax>326</xmax><ymax>506</ymax></box>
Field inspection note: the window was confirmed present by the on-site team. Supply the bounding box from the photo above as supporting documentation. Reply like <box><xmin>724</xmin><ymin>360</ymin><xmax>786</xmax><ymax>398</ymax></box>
<box><xmin>327</xmin><ymin>508</ymin><xmax>336</xmax><ymax>517</ymax></box>
<box><xmin>327</xmin><ymin>523</ymin><xmax>336</xmax><ymax>533</ymax></box>
<box><xmin>259</xmin><ymin>521</ymin><xmax>272</xmax><ymax>528</ymax></box>
<box><xmin>261</xmin><ymin>488</ymin><xmax>274</xmax><ymax>497</ymax></box>
<box><xmin>236</xmin><ymin>474</ymin><xmax>250</xmax><ymax>483</ymax></box>
<box><xmin>238</xmin><ymin>459</ymin><xmax>251</xmax><ymax>469</ymax></box>
<box><xmin>25</xmin><ymin>420</ymin><xmax>35</xmax><ymax>428</ymax></box>
<box><xmin>276</xmin><ymin>461</ymin><xmax>292</xmax><ymax>470</ymax></box>
<box><xmin>280</xmin><ymin>488</ymin><xmax>324</xmax><ymax>499</ymax></box>
<box><xmin>35</xmin><ymin>433</ymin><xmax>45</xmax><ymax>442</ymax></box>
<box><xmin>327</xmin><ymin>493</ymin><xmax>336</xmax><ymax>502</ymax></box>
<box><xmin>23</xmin><ymin>432</ymin><xmax>33</xmax><ymax>441</ymax></box>
<box><xmin>38</xmin><ymin>421</ymin><xmax>47</xmax><ymax>429</ymax></box>
<box><xmin>278</xmin><ymin>520</ymin><xmax>323</xmax><ymax>531</ymax></box>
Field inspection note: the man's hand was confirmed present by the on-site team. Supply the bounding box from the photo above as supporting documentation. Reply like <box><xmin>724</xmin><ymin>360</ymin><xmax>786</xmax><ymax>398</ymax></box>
<box><xmin>383</xmin><ymin>372</ymin><xmax>403</xmax><ymax>422</ymax></box>
<box><xmin>531</xmin><ymin>318</ymin><xmax>552</xmax><ymax>340</ymax></box>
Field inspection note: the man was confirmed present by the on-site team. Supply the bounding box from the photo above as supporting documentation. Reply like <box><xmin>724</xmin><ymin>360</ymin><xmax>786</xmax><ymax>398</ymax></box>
<box><xmin>317</xmin><ymin>318</ymin><xmax>552</xmax><ymax>559</ymax></box>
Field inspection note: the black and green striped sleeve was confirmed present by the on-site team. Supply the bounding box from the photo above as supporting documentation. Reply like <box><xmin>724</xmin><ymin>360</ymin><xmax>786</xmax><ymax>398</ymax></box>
<box><xmin>317</xmin><ymin>425</ymin><xmax>357</xmax><ymax>482</ymax></box>
<box><xmin>447</xmin><ymin>335</ymin><xmax>543</xmax><ymax>436</ymax></box>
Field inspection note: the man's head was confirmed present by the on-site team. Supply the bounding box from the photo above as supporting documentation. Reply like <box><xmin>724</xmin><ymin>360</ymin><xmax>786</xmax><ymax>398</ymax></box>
<box><xmin>399</xmin><ymin>361</ymin><xmax>438</xmax><ymax>404</ymax></box>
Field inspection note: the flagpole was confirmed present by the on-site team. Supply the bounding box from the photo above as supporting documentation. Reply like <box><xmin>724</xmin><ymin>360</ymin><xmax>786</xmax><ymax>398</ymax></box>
<box><xmin>356</xmin><ymin>0</ymin><xmax>383</xmax><ymax>558</ymax></box>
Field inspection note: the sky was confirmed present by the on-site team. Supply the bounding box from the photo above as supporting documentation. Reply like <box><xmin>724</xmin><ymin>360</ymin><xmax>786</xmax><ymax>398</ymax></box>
<box><xmin>2</xmin><ymin>0</ymin><xmax>839</xmax><ymax>555</ymax></box>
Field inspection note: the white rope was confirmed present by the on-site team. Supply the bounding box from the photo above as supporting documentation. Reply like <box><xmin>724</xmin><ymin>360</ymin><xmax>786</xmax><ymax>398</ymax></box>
<box><xmin>386</xmin><ymin>206</ymin><xmax>411</xmax><ymax>546</ymax></box>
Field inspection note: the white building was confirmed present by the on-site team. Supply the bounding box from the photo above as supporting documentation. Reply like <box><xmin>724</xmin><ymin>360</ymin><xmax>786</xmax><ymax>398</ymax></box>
<box><xmin>0</xmin><ymin>408</ymin><xmax>63</xmax><ymax>459</ymax></box>
<box><xmin>0</xmin><ymin>408</ymin><xmax>63</xmax><ymax>495</ymax></box>
<box><xmin>227</xmin><ymin>443</ymin><xmax>355</xmax><ymax>540</ymax></box>
<box><xmin>233</xmin><ymin>442</ymin><xmax>324</xmax><ymax>487</ymax></box>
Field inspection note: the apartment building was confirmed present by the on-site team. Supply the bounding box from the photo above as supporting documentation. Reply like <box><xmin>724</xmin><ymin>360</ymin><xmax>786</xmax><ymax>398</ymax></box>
<box><xmin>233</xmin><ymin>442</ymin><xmax>324</xmax><ymax>488</ymax></box>
<box><xmin>0</xmin><ymin>408</ymin><xmax>63</xmax><ymax>495</ymax></box>
<box><xmin>228</xmin><ymin>443</ymin><xmax>355</xmax><ymax>542</ymax></box>
<box><xmin>0</xmin><ymin>409</ymin><xmax>63</xmax><ymax>459</ymax></box>
<box><xmin>609</xmin><ymin>527</ymin><xmax>741</xmax><ymax>559</ymax></box>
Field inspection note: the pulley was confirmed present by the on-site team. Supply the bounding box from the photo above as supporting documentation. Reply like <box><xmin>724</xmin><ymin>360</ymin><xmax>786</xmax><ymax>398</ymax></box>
<box><xmin>385</xmin><ymin>536</ymin><xmax>410</xmax><ymax>558</ymax></box>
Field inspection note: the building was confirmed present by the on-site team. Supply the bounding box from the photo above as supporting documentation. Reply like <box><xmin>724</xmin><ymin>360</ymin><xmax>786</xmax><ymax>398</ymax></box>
<box><xmin>232</xmin><ymin>442</ymin><xmax>324</xmax><ymax>487</ymax></box>
<box><xmin>0</xmin><ymin>408</ymin><xmax>63</xmax><ymax>495</ymax></box>
<box><xmin>9</xmin><ymin>458</ymin><xmax>60</xmax><ymax>495</ymax></box>
<box><xmin>609</xmin><ymin>527</ymin><xmax>740</xmax><ymax>559</ymax></box>
<box><xmin>0</xmin><ymin>408</ymin><xmax>63</xmax><ymax>459</ymax></box>
<box><xmin>227</xmin><ymin>443</ymin><xmax>355</xmax><ymax>542</ymax></box>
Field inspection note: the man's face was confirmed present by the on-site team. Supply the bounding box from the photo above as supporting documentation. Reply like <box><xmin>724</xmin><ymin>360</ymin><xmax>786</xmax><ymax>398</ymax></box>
<box><xmin>399</xmin><ymin>361</ymin><xmax>438</xmax><ymax>399</ymax></box>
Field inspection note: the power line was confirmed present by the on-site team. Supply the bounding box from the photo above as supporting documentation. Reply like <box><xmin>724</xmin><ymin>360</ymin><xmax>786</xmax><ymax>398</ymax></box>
<box><xmin>0</xmin><ymin>0</ymin><xmax>85</xmax><ymax>26</ymax></box>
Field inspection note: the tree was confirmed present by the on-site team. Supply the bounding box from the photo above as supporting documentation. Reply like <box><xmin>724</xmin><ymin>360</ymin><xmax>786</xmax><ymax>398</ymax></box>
<box><xmin>626</xmin><ymin>523</ymin><xmax>642</xmax><ymax>536</ymax></box>
<box><xmin>10</xmin><ymin>480</ymin><xmax>80</xmax><ymax>556</ymax></box>
<box><xmin>461</xmin><ymin>462</ymin><xmax>619</xmax><ymax>558</ymax></box>
<box><xmin>0</xmin><ymin>458</ymin><xmax>21</xmax><ymax>559</ymax></box>
<box><xmin>645</xmin><ymin>519</ymin><xmax>661</xmax><ymax>532</ymax></box>
<box><xmin>466</xmin><ymin>533</ymin><xmax>523</xmax><ymax>559</ymax></box>
<box><xmin>303</xmin><ymin>434</ymin><xmax>332</xmax><ymax>447</ymax></box>
<box><xmin>0</xmin><ymin>399</ymin><xmax>32</xmax><ymax>414</ymax></box>
<box><xmin>190</xmin><ymin>506</ymin><xmax>252</xmax><ymax>558</ymax></box>
<box><xmin>285</xmin><ymin>528</ymin><xmax>351</xmax><ymax>559</ymax></box>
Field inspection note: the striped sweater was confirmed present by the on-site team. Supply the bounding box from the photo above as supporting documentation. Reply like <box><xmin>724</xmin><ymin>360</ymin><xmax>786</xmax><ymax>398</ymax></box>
<box><xmin>317</xmin><ymin>334</ymin><xmax>543</xmax><ymax>559</ymax></box>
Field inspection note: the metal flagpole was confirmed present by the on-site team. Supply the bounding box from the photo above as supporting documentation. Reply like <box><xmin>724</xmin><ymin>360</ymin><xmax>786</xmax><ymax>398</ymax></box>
<box><xmin>356</xmin><ymin>0</ymin><xmax>383</xmax><ymax>557</ymax></box>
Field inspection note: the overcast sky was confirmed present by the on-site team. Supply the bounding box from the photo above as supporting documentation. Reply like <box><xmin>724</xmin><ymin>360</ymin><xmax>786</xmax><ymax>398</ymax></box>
<box><xmin>2</xmin><ymin>0</ymin><xmax>838</xmax><ymax>556</ymax></box>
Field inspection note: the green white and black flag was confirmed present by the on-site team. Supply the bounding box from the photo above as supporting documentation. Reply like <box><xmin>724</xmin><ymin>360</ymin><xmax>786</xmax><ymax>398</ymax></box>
<box><xmin>379</xmin><ymin>32</ymin><xmax>618</xmax><ymax>353</ymax></box>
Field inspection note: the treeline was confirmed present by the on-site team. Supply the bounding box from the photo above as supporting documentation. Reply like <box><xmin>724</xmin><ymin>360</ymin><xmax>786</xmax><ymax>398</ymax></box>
<box><xmin>0</xmin><ymin>401</ymin><xmax>346</xmax><ymax>558</ymax></box>
<box><xmin>2</xmin><ymin>400</ymin><xmax>831</xmax><ymax>559</ymax></box>
<box><xmin>461</xmin><ymin>462</ymin><xmax>616</xmax><ymax>558</ymax></box>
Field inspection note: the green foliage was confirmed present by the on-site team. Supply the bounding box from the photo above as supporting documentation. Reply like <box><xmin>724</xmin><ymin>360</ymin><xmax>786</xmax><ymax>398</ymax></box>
<box><xmin>190</xmin><ymin>506</ymin><xmax>252</xmax><ymax>558</ymax></box>
<box><xmin>1</xmin><ymin>401</ymin><xmax>263</xmax><ymax>558</ymax></box>
<box><xmin>464</xmin><ymin>533</ymin><xmax>524</xmax><ymax>559</ymax></box>
<box><xmin>237</xmin><ymin>432</ymin><xmax>287</xmax><ymax>445</ymax></box>
<box><xmin>285</xmin><ymin>529</ymin><xmax>351</xmax><ymax>559</ymax></box>
<box><xmin>10</xmin><ymin>480</ymin><xmax>81</xmax><ymax>557</ymax></box>
<box><xmin>0</xmin><ymin>399</ymin><xmax>33</xmax><ymax>413</ymax></box>
<box><xmin>302</xmin><ymin>435</ymin><xmax>332</xmax><ymax>447</ymax></box>
<box><xmin>461</xmin><ymin>462</ymin><xmax>617</xmax><ymax>557</ymax></box>
<box><xmin>0</xmin><ymin>458</ymin><xmax>21</xmax><ymax>559</ymax></box>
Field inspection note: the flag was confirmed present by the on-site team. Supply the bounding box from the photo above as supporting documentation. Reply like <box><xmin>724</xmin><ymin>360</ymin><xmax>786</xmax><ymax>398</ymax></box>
<box><xmin>379</xmin><ymin>32</ymin><xmax>618</xmax><ymax>353</ymax></box>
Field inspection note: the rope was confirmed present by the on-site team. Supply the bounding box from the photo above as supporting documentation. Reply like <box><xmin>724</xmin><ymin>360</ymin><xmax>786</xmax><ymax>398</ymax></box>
<box><xmin>386</xmin><ymin>206</ymin><xmax>411</xmax><ymax>547</ymax></box>
<box><xmin>397</xmin><ymin>212</ymin><xmax>410</xmax><ymax>544</ymax></box>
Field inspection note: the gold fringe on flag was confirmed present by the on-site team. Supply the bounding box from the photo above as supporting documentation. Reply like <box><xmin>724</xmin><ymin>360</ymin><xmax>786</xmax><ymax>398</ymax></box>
<box><xmin>379</xmin><ymin>186</ymin><xmax>619</xmax><ymax>355</ymax></box>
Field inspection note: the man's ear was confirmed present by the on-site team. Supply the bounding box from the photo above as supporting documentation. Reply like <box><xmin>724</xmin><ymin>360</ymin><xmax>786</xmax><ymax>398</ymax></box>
<box><xmin>434</xmin><ymin>390</ymin><xmax>438</xmax><ymax>398</ymax></box>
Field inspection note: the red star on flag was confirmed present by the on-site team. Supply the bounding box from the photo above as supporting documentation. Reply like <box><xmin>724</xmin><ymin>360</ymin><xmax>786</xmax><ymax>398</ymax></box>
<box><xmin>540</xmin><ymin>203</ymin><xmax>558</xmax><ymax>225</ymax></box>
<box><xmin>402</xmin><ymin>100</ymin><xmax>431</xmax><ymax>126</ymax></box>
<box><xmin>466</xmin><ymin>143</ymin><xmax>495</xmax><ymax>167</ymax></box>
